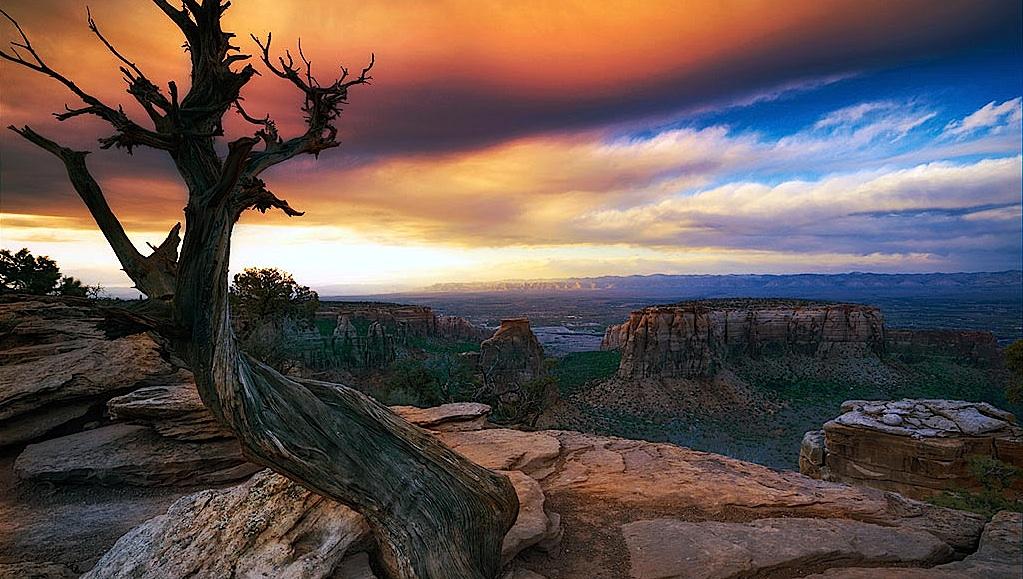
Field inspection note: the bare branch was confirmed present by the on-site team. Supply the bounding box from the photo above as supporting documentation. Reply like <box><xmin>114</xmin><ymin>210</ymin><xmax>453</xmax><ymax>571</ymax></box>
<box><xmin>0</xmin><ymin>9</ymin><xmax>175</xmax><ymax>153</ymax></box>
<box><xmin>245</xmin><ymin>32</ymin><xmax>373</xmax><ymax>175</ymax></box>
<box><xmin>8</xmin><ymin>125</ymin><xmax>178</xmax><ymax>298</ymax></box>
<box><xmin>87</xmin><ymin>7</ymin><xmax>174</xmax><ymax>123</ymax></box>
<box><xmin>234</xmin><ymin>99</ymin><xmax>280</xmax><ymax>147</ymax></box>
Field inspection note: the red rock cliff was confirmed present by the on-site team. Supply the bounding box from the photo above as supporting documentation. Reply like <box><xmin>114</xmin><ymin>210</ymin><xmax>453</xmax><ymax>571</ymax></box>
<box><xmin>603</xmin><ymin>299</ymin><xmax>885</xmax><ymax>379</ymax></box>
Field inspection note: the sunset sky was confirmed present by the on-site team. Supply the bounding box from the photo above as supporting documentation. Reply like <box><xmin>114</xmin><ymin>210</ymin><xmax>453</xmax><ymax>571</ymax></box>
<box><xmin>1</xmin><ymin>0</ymin><xmax>1021</xmax><ymax>294</ymax></box>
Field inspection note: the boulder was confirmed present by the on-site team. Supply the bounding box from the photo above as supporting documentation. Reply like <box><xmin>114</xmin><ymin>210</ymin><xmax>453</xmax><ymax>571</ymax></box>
<box><xmin>622</xmin><ymin>517</ymin><xmax>953</xmax><ymax>578</ymax></box>
<box><xmin>81</xmin><ymin>470</ymin><xmax>372</xmax><ymax>579</ymax></box>
<box><xmin>14</xmin><ymin>424</ymin><xmax>258</xmax><ymax>486</ymax></box>
<box><xmin>799</xmin><ymin>429</ymin><xmax>828</xmax><ymax>478</ymax></box>
<box><xmin>84</xmin><ymin>468</ymin><xmax>558</xmax><ymax>578</ymax></box>
<box><xmin>800</xmin><ymin>399</ymin><xmax>1023</xmax><ymax>498</ymax></box>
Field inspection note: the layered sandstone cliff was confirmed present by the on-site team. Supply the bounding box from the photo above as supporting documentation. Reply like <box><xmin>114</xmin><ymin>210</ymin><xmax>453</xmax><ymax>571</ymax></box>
<box><xmin>800</xmin><ymin>399</ymin><xmax>1023</xmax><ymax>499</ymax></box>
<box><xmin>602</xmin><ymin>299</ymin><xmax>885</xmax><ymax>379</ymax></box>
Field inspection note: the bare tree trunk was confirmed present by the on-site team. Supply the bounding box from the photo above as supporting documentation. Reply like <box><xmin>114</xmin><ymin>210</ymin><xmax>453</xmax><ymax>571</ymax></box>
<box><xmin>4</xmin><ymin>2</ymin><xmax>520</xmax><ymax>577</ymax></box>
<box><xmin>174</xmin><ymin>208</ymin><xmax>518</xmax><ymax>578</ymax></box>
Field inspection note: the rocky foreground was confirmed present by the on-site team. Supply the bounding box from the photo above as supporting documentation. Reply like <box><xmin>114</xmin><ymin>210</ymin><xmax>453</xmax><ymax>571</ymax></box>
<box><xmin>1</xmin><ymin>295</ymin><xmax>1020</xmax><ymax>578</ymax></box>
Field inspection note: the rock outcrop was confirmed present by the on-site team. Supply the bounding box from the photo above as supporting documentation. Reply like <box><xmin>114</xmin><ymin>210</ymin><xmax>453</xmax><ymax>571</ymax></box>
<box><xmin>5</xmin><ymin>295</ymin><xmax>1016</xmax><ymax>578</ymax></box>
<box><xmin>83</xmin><ymin>468</ymin><xmax>560</xmax><ymax>577</ymax></box>
<box><xmin>806</xmin><ymin>511</ymin><xmax>1022</xmax><ymax>578</ymax></box>
<box><xmin>14</xmin><ymin>423</ymin><xmax>259</xmax><ymax>487</ymax></box>
<box><xmin>800</xmin><ymin>399</ymin><xmax>1023</xmax><ymax>499</ymax></box>
<box><xmin>602</xmin><ymin>299</ymin><xmax>885</xmax><ymax>379</ymax></box>
<box><xmin>437</xmin><ymin>314</ymin><xmax>493</xmax><ymax>342</ymax></box>
<box><xmin>0</xmin><ymin>296</ymin><xmax>173</xmax><ymax>447</ymax></box>
<box><xmin>76</xmin><ymin>423</ymin><xmax>998</xmax><ymax>579</ymax></box>
<box><xmin>479</xmin><ymin>319</ymin><xmax>546</xmax><ymax>385</ymax></box>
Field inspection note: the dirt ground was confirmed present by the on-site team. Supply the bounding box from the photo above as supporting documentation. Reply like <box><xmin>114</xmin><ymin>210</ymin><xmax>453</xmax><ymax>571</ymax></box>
<box><xmin>0</xmin><ymin>449</ymin><xmax>200</xmax><ymax>573</ymax></box>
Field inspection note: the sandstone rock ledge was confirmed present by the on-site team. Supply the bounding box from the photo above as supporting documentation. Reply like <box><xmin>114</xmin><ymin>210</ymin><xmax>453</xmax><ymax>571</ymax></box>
<box><xmin>77</xmin><ymin>423</ymin><xmax>1009</xmax><ymax>579</ymax></box>
<box><xmin>801</xmin><ymin>399</ymin><xmax>1023</xmax><ymax>499</ymax></box>
<box><xmin>82</xmin><ymin>467</ymin><xmax>560</xmax><ymax>579</ymax></box>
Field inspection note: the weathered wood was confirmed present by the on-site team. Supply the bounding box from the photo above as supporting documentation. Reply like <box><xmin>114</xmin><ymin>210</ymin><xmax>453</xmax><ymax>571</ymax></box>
<box><xmin>5</xmin><ymin>2</ymin><xmax>519</xmax><ymax>577</ymax></box>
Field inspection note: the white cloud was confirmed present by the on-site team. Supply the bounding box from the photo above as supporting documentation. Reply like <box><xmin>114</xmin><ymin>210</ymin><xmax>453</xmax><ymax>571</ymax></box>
<box><xmin>813</xmin><ymin>100</ymin><xmax>899</xmax><ymax>129</ymax></box>
<box><xmin>944</xmin><ymin>97</ymin><xmax>1022</xmax><ymax>138</ymax></box>
<box><xmin>571</xmin><ymin>156</ymin><xmax>1023</xmax><ymax>253</ymax></box>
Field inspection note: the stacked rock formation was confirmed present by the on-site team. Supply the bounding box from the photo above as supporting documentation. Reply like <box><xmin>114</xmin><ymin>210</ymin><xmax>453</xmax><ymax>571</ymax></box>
<box><xmin>478</xmin><ymin>318</ymin><xmax>546</xmax><ymax>385</ymax></box>
<box><xmin>602</xmin><ymin>299</ymin><xmax>885</xmax><ymax>379</ymax></box>
<box><xmin>800</xmin><ymin>399</ymin><xmax>1023</xmax><ymax>499</ymax></box>
<box><xmin>0</xmin><ymin>296</ymin><xmax>257</xmax><ymax>487</ymax></box>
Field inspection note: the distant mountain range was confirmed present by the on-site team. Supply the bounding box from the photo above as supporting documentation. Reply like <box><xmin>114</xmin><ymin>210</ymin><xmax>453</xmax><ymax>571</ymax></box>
<box><xmin>423</xmin><ymin>271</ymin><xmax>1023</xmax><ymax>297</ymax></box>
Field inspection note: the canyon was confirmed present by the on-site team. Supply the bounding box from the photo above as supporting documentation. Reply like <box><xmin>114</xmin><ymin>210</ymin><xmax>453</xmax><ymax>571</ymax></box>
<box><xmin>1</xmin><ymin>294</ymin><xmax>1019</xmax><ymax>578</ymax></box>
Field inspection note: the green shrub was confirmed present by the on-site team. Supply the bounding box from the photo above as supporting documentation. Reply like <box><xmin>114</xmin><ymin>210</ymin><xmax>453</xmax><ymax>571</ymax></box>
<box><xmin>928</xmin><ymin>456</ymin><xmax>1023</xmax><ymax>517</ymax></box>
<box><xmin>1006</xmin><ymin>340</ymin><xmax>1023</xmax><ymax>403</ymax></box>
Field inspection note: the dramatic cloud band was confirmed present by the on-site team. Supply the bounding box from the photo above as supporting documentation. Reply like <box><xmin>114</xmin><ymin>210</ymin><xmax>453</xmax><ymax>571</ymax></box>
<box><xmin>1</xmin><ymin>1</ymin><xmax>1020</xmax><ymax>291</ymax></box>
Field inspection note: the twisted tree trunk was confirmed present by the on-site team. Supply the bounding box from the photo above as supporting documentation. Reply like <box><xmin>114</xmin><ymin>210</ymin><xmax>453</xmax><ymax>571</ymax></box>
<box><xmin>4</xmin><ymin>2</ymin><xmax>519</xmax><ymax>577</ymax></box>
<box><xmin>174</xmin><ymin>200</ymin><xmax>518</xmax><ymax>578</ymax></box>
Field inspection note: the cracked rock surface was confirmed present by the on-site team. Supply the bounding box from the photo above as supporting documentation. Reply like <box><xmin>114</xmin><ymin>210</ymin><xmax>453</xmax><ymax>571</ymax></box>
<box><xmin>801</xmin><ymin>399</ymin><xmax>1023</xmax><ymax>499</ymax></box>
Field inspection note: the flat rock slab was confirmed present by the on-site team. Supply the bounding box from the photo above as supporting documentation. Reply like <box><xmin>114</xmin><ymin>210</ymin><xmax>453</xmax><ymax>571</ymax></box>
<box><xmin>623</xmin><ymin>517</ymin><xmax>953</xmax><ymax>579</ymax></box>
<box><xmin>106</xmin><ymin>370</ymin><xmax>232</xmax><ymax>441</ymax></box>
<box><xmin>15</xmin><ymin>424</ymin><xmax>258</xmax><ymax>486</ymax></box>
<box><xmin>438</xmin><ymin>428</ymin><xmax>562</xmax><ymax>478</ymax></box>
<box><xmin>805</xmin><ymin>511</ymin><xmax>1023</xmax><ymax>579</ymax></box>
<box><xmin>390</xmin><ymin>402</ymin><xmax>491</xmax><ymax>431</ymax></box>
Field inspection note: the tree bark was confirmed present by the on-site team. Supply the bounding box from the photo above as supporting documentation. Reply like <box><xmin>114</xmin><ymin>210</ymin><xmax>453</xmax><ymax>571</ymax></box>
<box><xmin>173</xmin><ymin>203</ymin><xmax>518</xmax><ymax>578</ymax></box>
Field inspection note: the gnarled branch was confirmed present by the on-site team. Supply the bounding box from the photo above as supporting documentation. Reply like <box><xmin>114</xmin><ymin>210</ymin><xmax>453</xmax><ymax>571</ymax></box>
<box><xmin>87</xmin><ymin>8</ymin><xmax>175</xmax><ymax>127</ymax></box>
<box><xmin>8</xmin><ymin>125</ymin><xmax>178</xmax><ymax>299</ymax></box>
<box><xmin>232</xmin><ymin>176</ymin><xmax>304</xmax><ymax>218</ymax></box>
<box><xmin>244</xmin><ymin>32</ymin><xmax>373</xmax><ymax>176</ymax></box>
<box><xmin>0</xmin><ymin>9</ymin><xmax>176</xmax><ymax>153</ymax></box>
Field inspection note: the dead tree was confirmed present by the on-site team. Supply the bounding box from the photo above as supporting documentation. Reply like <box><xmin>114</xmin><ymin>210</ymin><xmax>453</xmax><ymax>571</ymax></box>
<box><xmin>1</xmin><ymin>3</ymin><xmax>518</xmax><ymax>578</ymax></box>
